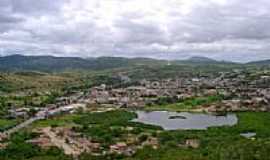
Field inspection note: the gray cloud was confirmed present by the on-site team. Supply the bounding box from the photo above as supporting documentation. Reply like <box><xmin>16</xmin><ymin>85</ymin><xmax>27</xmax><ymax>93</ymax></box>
<box><xmin>9</xmin><ymin>0</ymin><xmax>67</xmax><ymax>15</ymax></box>
<box><xmin>0</xmin><ymin>14</ymin><xmax>23</xmax><ymax>24</ymax></box>
<box><xmin>0</xmin><ymin>0</ymin><xmax>270</xmax><ymax>62</ymax></box>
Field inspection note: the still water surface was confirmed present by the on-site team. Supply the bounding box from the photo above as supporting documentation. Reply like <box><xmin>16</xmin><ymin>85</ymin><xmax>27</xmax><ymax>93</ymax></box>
<box><xmin>132</xmin><ymin>111</ymin><xmax>238</xmax><ymax>130</ymax></box>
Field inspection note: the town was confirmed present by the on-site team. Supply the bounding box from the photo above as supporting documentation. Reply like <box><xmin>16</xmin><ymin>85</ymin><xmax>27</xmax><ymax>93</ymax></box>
<box><xmin>1</xmin><ymin>67</ymin><xmax>270</xmax><ymax>159</ymax></box>
<box><xmin>4</xmin><ymin>69</ymin><xmax>270</xmax><ymax>122</ymax></box>
<box><xmin>2</xmin><ymin>0</ymin><xmax>270</xmax><ymax>159</ymax></box>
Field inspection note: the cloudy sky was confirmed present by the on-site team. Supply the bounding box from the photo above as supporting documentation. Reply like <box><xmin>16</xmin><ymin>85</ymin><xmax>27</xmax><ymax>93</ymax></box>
<box><xmin>0</xmin><ymin>0</ymin><xmax>270</xmax><ymax>62</ymax></box>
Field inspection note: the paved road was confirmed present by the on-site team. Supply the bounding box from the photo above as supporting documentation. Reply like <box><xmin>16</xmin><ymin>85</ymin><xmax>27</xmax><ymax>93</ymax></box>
<box><xmin>4</xmin><ymin>116</ymin><xmax>44</xmax><ymax>136</ymax></box>
<box><xmin>1</xmin><ymin>103</ymin><xmax>86</xmax><ymax>137</ymax></box>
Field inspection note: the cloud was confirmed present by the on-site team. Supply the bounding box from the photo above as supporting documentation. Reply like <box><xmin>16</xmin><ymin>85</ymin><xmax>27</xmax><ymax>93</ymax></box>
<box><xmin>0</xmin><ymin>0</ymin><xmax>270</xmax><ymax>62</ymax></box>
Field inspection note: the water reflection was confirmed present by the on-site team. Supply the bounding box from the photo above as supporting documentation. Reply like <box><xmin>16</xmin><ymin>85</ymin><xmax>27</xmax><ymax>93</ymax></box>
<box><xmin>240</xmin><ymin>132</ymin><xmax>256</xmax><ymax>138</ymax></box>
<box><xmin>132</xmin><ymin>111</ymin><xmax>238</xmax><ymax>130</ymax></box>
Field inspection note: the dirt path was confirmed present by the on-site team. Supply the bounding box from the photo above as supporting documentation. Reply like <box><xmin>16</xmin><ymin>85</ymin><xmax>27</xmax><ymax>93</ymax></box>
<box><xmin>43</xmin><ymin>127</ymin><xmax>80</xmax><ymax>155</ymax></box>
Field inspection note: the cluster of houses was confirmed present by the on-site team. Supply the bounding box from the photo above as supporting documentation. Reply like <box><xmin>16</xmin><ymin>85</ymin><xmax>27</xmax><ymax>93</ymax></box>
<box><xmin>204</xmin><ymin>88</ymin><xmax>270</xmax><ymax>112</ymax></box>
<box><xmin>88</xmin><ymin>79</ymin><xmax>198</xmax><ymax>108</ymax></box>
<box><xmin>6</xmin><ymin>69</ymin><xmax>270</xmax><ymax>120</ymax></box>
<box><xmin>28</xmin><ymin>127</ymin><xmax>101</xmax><ymax>156</ymax></box>
<box><xmin>27</xmin><ymin>126</ymin><xmax>159</xmax><ymax>157</ymax></box>
<box><xmin>6</xmin><ymin>91</ymin><xmax>86</xmax><ymax>120</ymax></box>
<box><xmin>109</xmin><ymin>136</ymin><xmax>159</xmax><ymax>156</ymax></box>
<box><xmin>87</xmin><ymin>70</ymin><xmax>270</xmax><ymax>112</ymax></box>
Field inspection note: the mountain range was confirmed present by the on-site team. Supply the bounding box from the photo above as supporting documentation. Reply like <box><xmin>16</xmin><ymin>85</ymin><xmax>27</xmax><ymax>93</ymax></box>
<box><xmin>0</xmin><ymin>54</ymin><xmax>268</xmax><ymax>72</ymax></box>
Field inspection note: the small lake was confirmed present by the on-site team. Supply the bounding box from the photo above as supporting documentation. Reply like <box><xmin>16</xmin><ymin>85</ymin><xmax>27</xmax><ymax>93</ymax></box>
<box><xmin>132</xmin><ymin>111</ymin><xmax>238</xmax><ymax>130</ymax></box>
<box><xmin>240</xmin><ymin>132</ymin><xmax>256</xmax><ymax>138</ymax></box>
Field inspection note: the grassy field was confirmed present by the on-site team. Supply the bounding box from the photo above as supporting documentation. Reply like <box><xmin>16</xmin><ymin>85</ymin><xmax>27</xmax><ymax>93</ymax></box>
<box><xmin>145</xmin><ymin>96</ymin><xmax>223</xmax><ymax>112</ymax></box>
<box><xmin>0</xmin><ymin>72</ymin><xmax>79</xmax><ymax>93</ymax></box>
<box><xmin>30</xmin><ymin>113</ymin><xmax>82</xmax><ymax>129</ymax></box>
<box><xmin>235</xmin><ymin>112</ymin><xmax>270</xmax><ymax>138</ymax></box>
<box><xmin>0</xmin><ymin>119</ymin><xmax>17</xmax><ymax>131</ymax></box>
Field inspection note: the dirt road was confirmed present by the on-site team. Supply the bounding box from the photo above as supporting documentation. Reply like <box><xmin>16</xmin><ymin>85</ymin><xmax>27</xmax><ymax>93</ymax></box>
<box><xmin>43</xmin><ymin>127</ymin><xmax>80</xmax><ymax>155</ymax></box>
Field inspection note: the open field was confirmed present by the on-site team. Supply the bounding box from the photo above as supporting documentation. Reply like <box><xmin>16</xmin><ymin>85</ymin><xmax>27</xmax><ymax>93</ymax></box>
<box><xmin>145</xmin><ymin>96</ymin><xmax>223</xmax><ymax>112</ymax></box>
<box><xmin>0</xmin><ymin>119</ymin><xmax>17</xmax><ymax>131</ymax></box>
<box><xmin>31</xmin><ymin>114</ymin><xmax>81</xmax><ymax>128</ymax></box>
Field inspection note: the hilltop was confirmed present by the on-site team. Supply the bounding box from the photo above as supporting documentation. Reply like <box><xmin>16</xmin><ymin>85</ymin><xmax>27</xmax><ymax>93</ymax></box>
<box><xmin>0</xmin><ymin>54</ymin><xmax>268</xmax><ymax>72</ymax></box>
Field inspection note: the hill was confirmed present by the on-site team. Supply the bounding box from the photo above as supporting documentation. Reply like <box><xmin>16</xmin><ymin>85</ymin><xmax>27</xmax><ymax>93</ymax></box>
<box><xmin>187</xmin><ymin>56</ymin><xmax>217</xmax><ymax>63</ymax></box>
<box><xmin>247</xmin><ymin>59</ymin><xmax>270</xmax><ymax>66</ymax></box>
<box><xmin>0</xmin><ymin>55</ymin><xmax>170</xmax><ymax>72</ymax></box>
<box><xmin>172</xmin><ymin>56</ymin><xmax>235</xmax><ymax>65</ymax></box>
<box><xmin>0</xmin><ymin>55</ymin><xmax>133</xmax><ymax>72</ymax></box>
<box><xmin>0</xmin><ymin>54</ymin><xmax>239</xmax><ymax>72</ymax></box>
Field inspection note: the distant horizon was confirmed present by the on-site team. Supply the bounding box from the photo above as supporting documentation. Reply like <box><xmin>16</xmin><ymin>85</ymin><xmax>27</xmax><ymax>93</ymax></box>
<box><xmin>1</xmin><ymin>53</ymin><xmax>268</xmax><ymax>64</ymax></box>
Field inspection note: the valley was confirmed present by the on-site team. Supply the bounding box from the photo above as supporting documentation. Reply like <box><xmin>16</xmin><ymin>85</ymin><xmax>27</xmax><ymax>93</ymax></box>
<box><xmin>0</xmin><ymin>55</ymin><xmax>270</xmax><ymax>159</ymax></box>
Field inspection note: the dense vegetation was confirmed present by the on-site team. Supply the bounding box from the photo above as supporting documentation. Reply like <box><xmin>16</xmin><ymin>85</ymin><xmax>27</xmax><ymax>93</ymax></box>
<box><xmin>74</xmin><ymin>110</ymin><xmax>161</xmax><ymax>146</ymax></box>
